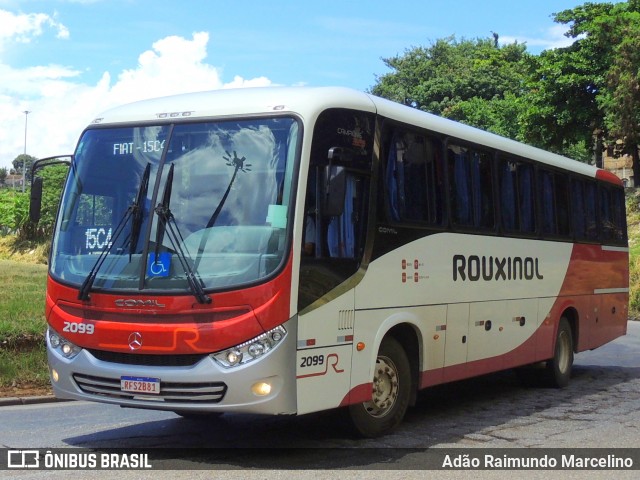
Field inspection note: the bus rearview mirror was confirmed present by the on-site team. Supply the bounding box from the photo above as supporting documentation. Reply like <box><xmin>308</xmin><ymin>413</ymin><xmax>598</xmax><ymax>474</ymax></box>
<box><xmin>29</xmin><ymin>176</ymin><xmax>43</xmax><ymax>224</ymax></box>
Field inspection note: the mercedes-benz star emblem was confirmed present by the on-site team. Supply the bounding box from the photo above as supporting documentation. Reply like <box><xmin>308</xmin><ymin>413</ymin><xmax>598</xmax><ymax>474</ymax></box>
<box><xmin>128</xmin><ymin>332</ymin><xmax>143</xmax><ymax>351</ymax></box>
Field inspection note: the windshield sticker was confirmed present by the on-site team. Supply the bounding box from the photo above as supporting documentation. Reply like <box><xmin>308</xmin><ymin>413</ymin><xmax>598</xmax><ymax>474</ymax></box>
<box><xmin>148</xmin><ymin>252</ymin><xmax>171</xmax><ymax>277</ymax></box>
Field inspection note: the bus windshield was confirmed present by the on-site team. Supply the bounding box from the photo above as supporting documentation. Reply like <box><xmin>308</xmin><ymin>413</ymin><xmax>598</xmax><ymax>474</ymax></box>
<box><xmin>51</xmin><ymin>117</ymin><xmax>299</xmax><ymax>295</ymax></box>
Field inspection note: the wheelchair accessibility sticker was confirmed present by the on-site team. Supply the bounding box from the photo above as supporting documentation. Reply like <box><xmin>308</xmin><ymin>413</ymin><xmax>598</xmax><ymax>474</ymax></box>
<box><xmin>148</xmin><ymin>252</ymin><xmax>171</xmax><ymax>277</ymax></box>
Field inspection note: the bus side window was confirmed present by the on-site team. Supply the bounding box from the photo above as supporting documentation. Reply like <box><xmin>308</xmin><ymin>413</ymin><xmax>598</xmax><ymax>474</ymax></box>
<box><xmin>539</xmin><ymin>169</ymin><xmax>572</xmax><ymax>240</ymax></box>
<box><xmin>571</xmin><ymin>179</ymin><xmax>587</xmax><ymax>240</ymax></box>
<box><xmin>498</xmin><ymin>158</ymin><xmax>535</xmax><ymax>235</ymax></box>
<box><xmin>385</xmin><ymin>129</ymin><xmax>444</xmax><ymax>226</ymax></box>
<box><xmin>498</xmin><ymin>159</ymin><xmax>518</xmax><ymax>231</ymax></box>
<box><xmin>448</xmin><ymin>145</ymin><xmax>494</xmax><ymax>230</ymax></box>
<box><xmin>517</xmin><ymin>163</ymin><xmax>535</xmax><ymax>233</ymax></box>
<box><xmin>448</xmin><ymin>145</ymin><xmax>472</xmax><ymax>226</ymax></box>
<box><xmin>600</xmin><ymin>186</ymin><xmax>627</xmax><ymax>244</ymax></box>
<box><xmin>555</xmin><ymin>175</ymin><xmax>571</xmax><ymax>237</ymax></box>
<box><xmin>539</xmin><ymin>169</ymin><xmax>556</xmax><ymax>236</ymax></box>
<box><xmin>585</xmin><ymin>182</ymin><xmax>598</xmax><ymax>240</ymax></box>
<box><xmin>572</xmin><ymin>178</ymin><xmax>598</xmax><ymax>241</ymax></box>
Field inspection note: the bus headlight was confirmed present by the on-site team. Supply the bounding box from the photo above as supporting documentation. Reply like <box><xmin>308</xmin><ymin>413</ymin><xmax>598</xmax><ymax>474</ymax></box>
<box><xmin>48</xmin><ymin>328</ymin><xmax>82</xmax><ymax>360</ymax></box>
<box><xmin>211</xmin><ymin>326</ymin><xmax>286</xmax><ymax>368</ymax></box>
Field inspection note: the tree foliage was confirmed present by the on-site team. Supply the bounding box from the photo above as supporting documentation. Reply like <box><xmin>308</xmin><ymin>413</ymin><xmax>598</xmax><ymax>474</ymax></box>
<box><xmin>12</xmin><ymin>154</ymin><xmax>38</xmax><ymax>181</ymax></box>
<box><xmin>36</xmin><ymin>164</ymin><xmax>68</xmax><ymax>237</ymax></box>
<box><xmin>0</xmin><ymin>162</ymin><xmax>67</xmax><ymax>239</ymax></box>
<box><xmin>0</xmin><ymin>189</ymin><xmax>28</xmax><ymax>235</ymax></box>
<box><xmin>370</xmin><ymin>1</ymin><xmax>640</xmax><ymax>179</ymax></box>
<box><xmin>372</xmin><ymin>36</ymin><xmax>530</xmax><ymax>132</ymax></box>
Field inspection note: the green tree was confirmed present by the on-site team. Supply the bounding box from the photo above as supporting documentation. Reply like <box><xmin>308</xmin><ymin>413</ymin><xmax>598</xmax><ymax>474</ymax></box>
<box><xmin>531</xmin><ymin>0</ymin><xmax>640</xmax><ymax>177</ymax></box>
<box><xmin>595</xmin><ymin>2</ymin><xmax>640</xmax><ymax>183</ymax></box>
<box><xmin>0</xmin><ymin>189</ymin><xmax>28</xmax><ymax>233</ymax></box>
<box><xmin>371</xmin><ymin>36</ymin><xmax>531</xmax><ymax>138</ymax></box>
<box><xmin>12</xmin><ymin>154</ymin><xmax>38</xmax><ymax>183</ymax></box>
<box><xmin>0</xmin><ymin>167</ymin><xmax>7</xmax><ymax>186</ymax></box>
<box><xmin>36</xmin><ymin>164</ymin><xmax>68</xmax><ymax>236</ymax></box>
<box><xmin>518</xmin><ymin>42</ymin><xmax>602</xmax><ymax>163</ymax></box>
<box><xmin>446</xmin><ymin>93</ymin><xmax>524</xmax><ymax>139</ymax></box>
<box><xmin>370</xmin><ymin>1</ymin><xmax>640</xmax><ymax>170</ymax></box>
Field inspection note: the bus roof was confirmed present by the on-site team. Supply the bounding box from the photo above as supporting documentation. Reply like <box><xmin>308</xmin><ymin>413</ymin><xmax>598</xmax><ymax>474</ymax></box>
<box><xmin>91</xmin><ymin>86</ymin><xmax>621</xmax><ymax>186</ymax></box>
<box><xmin>92</xmin><ymin>86</ymin><xmax>376</xmax><ymax>125</ymax></box>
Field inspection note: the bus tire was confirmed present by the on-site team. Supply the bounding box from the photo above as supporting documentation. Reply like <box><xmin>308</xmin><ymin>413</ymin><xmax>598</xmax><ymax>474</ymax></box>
<box><xmin>545</xmin><ymin>317</ymin><xmax>574</xmax><ymax>388</ymax></box>
<box><xmin>348</xmin><ymin>336</ymin><xmax>411</xmax><ymax>438</ymax></box>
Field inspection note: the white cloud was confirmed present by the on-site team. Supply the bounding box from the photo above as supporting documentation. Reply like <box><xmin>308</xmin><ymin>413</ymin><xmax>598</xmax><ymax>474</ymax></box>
<box><xmin>0</xmin><ymin>9</ymin><xmax>69</xmax><ymax>51</ymax></box>
<box><xmin>0</xmin><ymin>30</ymin><xmax>273</xmax><ymax>170</ymax></box>
<box><xmin>500</xmin><ymin>25</ymin><xmax>580</xmax><ymax>51</ymax></box>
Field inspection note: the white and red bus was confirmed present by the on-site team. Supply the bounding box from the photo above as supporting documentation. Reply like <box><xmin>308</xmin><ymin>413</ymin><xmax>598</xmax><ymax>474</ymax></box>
<box><xmin>35</xmin><ymin>87</ymin><xmax>628</xmax><ymax>437</ymax></box>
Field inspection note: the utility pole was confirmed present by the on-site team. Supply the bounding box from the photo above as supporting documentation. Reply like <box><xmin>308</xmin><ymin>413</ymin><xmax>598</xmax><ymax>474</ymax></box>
<box><xmin>23</xmin><ymin>110</ymin><xmax>30</xmax><ymax>193</ymax></box>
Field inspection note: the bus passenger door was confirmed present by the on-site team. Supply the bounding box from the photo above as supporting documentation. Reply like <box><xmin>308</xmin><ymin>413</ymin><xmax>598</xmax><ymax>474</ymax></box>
<box><xmin>295</xmin><ymin>107</ymin><xmax>374</xmax><ymax>415</ymax></box>
<box><xmin>296</xmin><ymin>291</ymin><xmax>355</xmax><ymax>415</ymax></box>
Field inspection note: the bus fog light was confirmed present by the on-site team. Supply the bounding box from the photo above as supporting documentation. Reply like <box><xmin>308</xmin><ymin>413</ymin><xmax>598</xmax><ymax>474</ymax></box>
<box><xmin>51</xmin><ymin>369</ymin><xmax>59</xmax><ymax>382</ymax></box>
<box><xmin>251</xmin><ymin>381</ymin><xmax>272</xmax><ymax>396</ymax></box>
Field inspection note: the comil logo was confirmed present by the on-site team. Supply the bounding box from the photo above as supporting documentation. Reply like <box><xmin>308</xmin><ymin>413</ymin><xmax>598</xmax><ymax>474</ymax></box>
<box><xmin>115</xmin><ymin>299</ymin><xmax>165</xmax><ymax>308</ymax></box>
<box><xmin>8</xmin><ymin>450</ymin><xmax>40</xmax><ymax>469</ymax></box>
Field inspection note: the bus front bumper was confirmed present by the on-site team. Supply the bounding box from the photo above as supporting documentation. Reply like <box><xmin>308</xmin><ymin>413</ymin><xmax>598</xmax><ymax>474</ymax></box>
<box><xmin>46</xmin><ymin>319</ymin><xmax>298</xmax><ymax>416</ymax></box>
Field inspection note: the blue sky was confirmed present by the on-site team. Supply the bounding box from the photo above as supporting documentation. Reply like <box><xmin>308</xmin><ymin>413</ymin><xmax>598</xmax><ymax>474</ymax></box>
<box><xmin>0</xmin><ymin>0</ymin><xmax>599</xmax><ymax>170</ymax></box>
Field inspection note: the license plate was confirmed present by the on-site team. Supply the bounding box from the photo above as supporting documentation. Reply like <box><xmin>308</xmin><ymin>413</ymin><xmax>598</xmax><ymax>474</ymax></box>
<box><xmin>120</xmin><ymin>376</ymin><xmax>160</xmax><ymax>395</ymax></box>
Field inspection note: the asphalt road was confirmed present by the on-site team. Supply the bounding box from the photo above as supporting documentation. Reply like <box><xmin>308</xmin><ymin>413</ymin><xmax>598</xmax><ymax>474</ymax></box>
<box><xmin>1</xmin><ymin>321</ymin><xmax>638</xmax><ymax>479</ymax></box>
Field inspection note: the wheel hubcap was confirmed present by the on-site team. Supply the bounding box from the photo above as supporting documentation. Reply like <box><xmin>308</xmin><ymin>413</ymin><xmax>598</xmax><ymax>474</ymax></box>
<box><xmin>364</xmin><ymin>356</ymin><xmax>399</xmax><ymax>418</ymax></box>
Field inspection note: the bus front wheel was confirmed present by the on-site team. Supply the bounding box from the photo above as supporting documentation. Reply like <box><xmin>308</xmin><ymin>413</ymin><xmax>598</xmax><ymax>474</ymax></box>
<box><xmin>545</xmin><ymin>317</ymin><xmax>574</xmax><ymax>388</ymax></box>
<box><xmin>348</xmin><ymin>336</ymin><xmax>411</xmax><ymax>437</ymax></box>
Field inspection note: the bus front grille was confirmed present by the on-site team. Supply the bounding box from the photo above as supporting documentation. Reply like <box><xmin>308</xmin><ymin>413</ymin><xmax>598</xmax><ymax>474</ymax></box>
<box><xmin>87</xmin><ymin>349</ymin><xmax>206</xmax><ymax>367</ymax></box>
<box><xmin>73</xmin><ymin>373</ymin><xmax>227</xmax><ymax>403</ymax></box>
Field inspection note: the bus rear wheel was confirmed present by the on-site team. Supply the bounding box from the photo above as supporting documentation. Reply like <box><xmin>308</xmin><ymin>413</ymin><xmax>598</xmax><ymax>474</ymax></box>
<box><xmin>545</xmin><ymin>317</ymin><xmax>574</xmax><ymax>388</ymax></box>
<box><xmin>348</xmin><ymin>337</ymin><xmax>411</xmax><ymax>438</ymax></box>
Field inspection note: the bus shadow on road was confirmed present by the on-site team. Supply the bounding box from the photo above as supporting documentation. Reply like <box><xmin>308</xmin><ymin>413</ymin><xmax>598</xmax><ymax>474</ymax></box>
<box><xmin>406</xmin><ymin>363</ymin><xmax>640</xmax><ymax>445</ymax></box>
<box><xmin>60</xmin><ymin>363</ymin><xmax>640</xmax><ymax>469</ymax></box>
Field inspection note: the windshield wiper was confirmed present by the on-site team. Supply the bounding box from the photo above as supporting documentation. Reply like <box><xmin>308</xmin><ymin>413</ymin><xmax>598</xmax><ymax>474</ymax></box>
<box><xmin>154</xmin><ymin>164</ymin><xmax>212</xmax><ymax>304</ymax></box>
<box><xmin>129</xmin><ymin>163</ymin><xmax>151</xmax><ymax>260</ymax></box>
<box><xmin>194</xmin><ymin>151</ymin><xmax>251</xmax><ymax>270</ymax></box>
<box><xmin>78</xmin><ymin>163</ymin><xmax>151</xmax><ymax>301</ymax></box>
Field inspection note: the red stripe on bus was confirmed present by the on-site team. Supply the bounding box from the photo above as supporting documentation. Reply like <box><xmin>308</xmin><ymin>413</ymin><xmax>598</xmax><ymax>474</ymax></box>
<box><xmin>337</xmin><ymin>242</ymin><xmax>629</xmax><ymax>409</ymax></box>
<box><xmin>46</xmin><ymin>252</ymin><xmax>294</xmax><ymax>355</ymax></box>
<box><xmin>596</xmin><ymin>169</ymin><xmax>624</xmax><ymax>186</ymax></box>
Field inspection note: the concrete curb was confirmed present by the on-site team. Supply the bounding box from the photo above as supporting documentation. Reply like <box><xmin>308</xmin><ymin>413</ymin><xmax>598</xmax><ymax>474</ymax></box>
<box><xmin>0</xmin><ymin>395</ymin><xmax>73</xmax><ymax>407</ymax></box>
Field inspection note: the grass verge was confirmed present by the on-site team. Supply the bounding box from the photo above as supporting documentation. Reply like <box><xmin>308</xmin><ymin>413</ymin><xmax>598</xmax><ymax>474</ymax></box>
<box><xmin>0</xmin><ymin>257</ymin><xmax>49</xmax><ymax>390</ymax></box>
<box><xmin>0</xmin><ymin>340</ymin><xmax>49</xmax><ymax>389</ymax></box>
